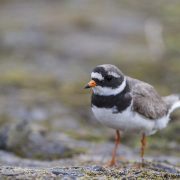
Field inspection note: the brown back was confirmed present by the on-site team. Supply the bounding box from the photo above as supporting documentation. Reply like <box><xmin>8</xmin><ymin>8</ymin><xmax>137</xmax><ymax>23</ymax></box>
<box><xmin>127</xmin><ymin>77</ymin><xmax>168</xmax><ymax>119</ymax></box>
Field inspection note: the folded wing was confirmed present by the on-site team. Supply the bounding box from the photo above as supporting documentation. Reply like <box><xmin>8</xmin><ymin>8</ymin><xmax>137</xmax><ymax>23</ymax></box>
<box><xmin>127</xmin><ymin>77</ymin><xmax>168</xmax><ymax>120</ymax></box>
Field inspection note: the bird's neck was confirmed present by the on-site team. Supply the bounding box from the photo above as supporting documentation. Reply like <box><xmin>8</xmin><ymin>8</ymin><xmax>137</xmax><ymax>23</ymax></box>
<box><xmin>91</xmin><ymin>83</ymin><xmax>132</xmax><ymax>112</ymax></box>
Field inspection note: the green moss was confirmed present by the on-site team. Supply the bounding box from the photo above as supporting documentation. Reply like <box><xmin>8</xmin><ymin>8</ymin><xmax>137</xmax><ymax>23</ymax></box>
<box><xmin>0</xmin><ymin>115</ymin><xmax>11</xmax><ymax>127</ymax></box>
<box><xmin>162</xmin><ymin>3</ymin><xmax>180</xmax><ymax>21</ymax></box>
<box><xmin>11</xmin><ymin>143</ymin><xmax>86</xmax><ymax>161</ymax></box>
<box><xmin>27</xmin><ymin>147</ymin><xmax>85</xmax><ymax>160</ymax></box>
<box><xmin>65</xmin><ymin>130</ymin><xmax>105</xmax><ymax>142</ymax></box>
<box><xmin>72</xmin><ymin>15</ymin><xmax>95</xmax><ymax>30</ymax></box>
<box><xmin>58</xmin><ymin>82</ymin><xmax>90</xmax><ymax>107</ymax></box>
<box><xmin>0</xmin><ymin>69</ymin><xmax>59</xmax><ymax>90</ymax></box>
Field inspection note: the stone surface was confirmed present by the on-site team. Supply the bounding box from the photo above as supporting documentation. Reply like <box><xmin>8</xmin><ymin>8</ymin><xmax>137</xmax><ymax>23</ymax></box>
<box><xmin>0</xmin><ymin>162</ymin><xmax>179</xmax><ymax>179</ymax></box>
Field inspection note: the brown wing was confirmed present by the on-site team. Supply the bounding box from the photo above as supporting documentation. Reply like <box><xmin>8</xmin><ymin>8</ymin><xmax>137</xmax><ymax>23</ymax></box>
<box><xmin>127</xmin><ymin>77</ymin><xmax>168</xmax><ymax>119</ymax></box>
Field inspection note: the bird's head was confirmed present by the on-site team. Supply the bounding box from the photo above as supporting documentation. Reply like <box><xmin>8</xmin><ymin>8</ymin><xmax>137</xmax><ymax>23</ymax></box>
<box><xmin>85</xmin><ymin>64</ymin><xmax>126</xmax><ymax>96</ymax></box>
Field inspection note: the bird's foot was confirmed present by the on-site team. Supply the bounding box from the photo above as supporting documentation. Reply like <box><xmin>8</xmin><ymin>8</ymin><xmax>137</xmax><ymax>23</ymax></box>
<box><xmin>104</xmin><ymin>159</ymin><xmax>117</xmax><ymax>167</ymax></box>
<box><xmin>105</xmin><ymin>157</ymin><xmax>125</xmax><ymax>167</ymax></box>
<box><xmin>133</xmin><ymin>160</ymin><xmax>146</xmax><ymax>169</ymax></box>
<box><xmin>141</xmin><ymin>158</ymin><xmax>145</xmax><ymax>168</ymax></box>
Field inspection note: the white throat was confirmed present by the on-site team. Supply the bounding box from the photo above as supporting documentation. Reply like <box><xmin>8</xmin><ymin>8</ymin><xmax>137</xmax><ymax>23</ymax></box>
<box><xmin>93</xmin><ymin>78</ymin><xmax>127</xmax><ymax>96</ymax></box>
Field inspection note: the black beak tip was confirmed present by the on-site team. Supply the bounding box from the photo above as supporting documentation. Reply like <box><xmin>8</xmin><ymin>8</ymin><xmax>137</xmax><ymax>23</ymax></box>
<box><xmin>84</xmin><ymin>85</ymin><xmax>90</xmax><ymax>89</ymax></box>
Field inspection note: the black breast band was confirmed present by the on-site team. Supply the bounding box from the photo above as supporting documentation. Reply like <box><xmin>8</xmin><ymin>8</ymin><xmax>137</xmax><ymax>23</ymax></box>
<box><xmin>91</xmin><ymin>84</ymin><xmax>132</xmax><ymax>113</ymax></box>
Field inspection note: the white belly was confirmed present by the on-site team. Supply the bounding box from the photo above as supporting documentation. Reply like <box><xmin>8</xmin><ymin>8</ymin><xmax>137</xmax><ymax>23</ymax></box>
<box><xmin>92</xmin><ymin>105</ymin><xmax>169</xmax><ymax>135</ymax></box>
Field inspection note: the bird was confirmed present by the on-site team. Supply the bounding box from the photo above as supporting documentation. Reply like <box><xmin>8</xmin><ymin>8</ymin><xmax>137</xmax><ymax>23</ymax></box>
<box><xmin>84</xmin><ymin>64</ymin><xmax>180</xmax><ymax>167</ymax></box>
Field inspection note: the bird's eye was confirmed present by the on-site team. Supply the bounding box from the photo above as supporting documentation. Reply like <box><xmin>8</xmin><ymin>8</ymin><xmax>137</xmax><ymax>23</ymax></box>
<box><xmin>105</xmin><ymin>76</ymin><xmax>112</xmax><ymax>81</ymax></box>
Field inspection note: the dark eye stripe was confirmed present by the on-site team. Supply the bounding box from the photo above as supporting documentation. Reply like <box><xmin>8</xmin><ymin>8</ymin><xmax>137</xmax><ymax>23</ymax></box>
<box><xmin>92</xmin><ymin>66</ymin><xmax>124</xmax><ymax>89</ymax></box>
<box><xmin>105</xmin><ymin>75</ymin><xmax>113</xmax><ymax>81</ymax></box>
<box><xmin>92</xmin><ymin>76</ymin><xmax>124</xmax><ymax>89</ymax></box>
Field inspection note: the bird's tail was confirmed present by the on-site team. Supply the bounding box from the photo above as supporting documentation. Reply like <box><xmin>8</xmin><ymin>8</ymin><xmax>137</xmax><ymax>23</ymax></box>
<box><xmin>163</xmin><ymin>94</ymin><xmax>180</xmax><ymax>115</ymax></box>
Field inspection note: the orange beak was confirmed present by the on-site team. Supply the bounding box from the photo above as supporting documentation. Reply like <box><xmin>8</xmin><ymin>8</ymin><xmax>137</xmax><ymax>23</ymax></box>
<box><xmin>84</xmin><ymin>80</ymin><xmax>97</xmax><ymax>89</ymax></box>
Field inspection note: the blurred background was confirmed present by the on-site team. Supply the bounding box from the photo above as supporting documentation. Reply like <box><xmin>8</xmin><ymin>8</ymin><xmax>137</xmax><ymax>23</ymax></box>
<box><xmin>0</xmin><ymin>0</ymin><xmax>179</xmax><ymax>166</ymax></box>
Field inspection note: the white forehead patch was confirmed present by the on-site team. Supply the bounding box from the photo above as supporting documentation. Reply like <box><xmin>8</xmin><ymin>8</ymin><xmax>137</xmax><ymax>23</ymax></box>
<box><xmin>108</xmin><ymin>71</ymin><xmax>120</xmax><ymax>78</ymax></box>
<box><xmin>91</xmin><ymin>72</ymin><xmax>104</xmax><ymax>81</ymax></box>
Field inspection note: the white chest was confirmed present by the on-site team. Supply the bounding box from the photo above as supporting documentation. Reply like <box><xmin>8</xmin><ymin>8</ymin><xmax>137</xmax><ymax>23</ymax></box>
<box><xmin>91</xmin><ymin>105</ymin><xmax>163</xmax><ymax>135</ymax></box>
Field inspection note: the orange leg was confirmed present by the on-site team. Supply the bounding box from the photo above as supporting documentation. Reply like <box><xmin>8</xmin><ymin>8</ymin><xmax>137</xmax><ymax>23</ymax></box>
<box><xmin>140</xmin><ymin>133</ymin><xmax>146</xmax><ymax>166</ymax></box>
<box><xmin>109</xmin><ymin>130</ymin><xmax>120</xmax><ymax>166</ymax></box>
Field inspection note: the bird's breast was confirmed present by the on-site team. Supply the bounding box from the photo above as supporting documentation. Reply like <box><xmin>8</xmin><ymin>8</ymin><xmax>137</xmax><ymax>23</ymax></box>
<box><xmin>91</xmin><ymin>104</ymin><xmax>156</xmax><ymax>135</ymax></box>
<box><xmin>91</xmin><ymin>91</ymin><xmax>132</xmax><ymax>113</ymax></box>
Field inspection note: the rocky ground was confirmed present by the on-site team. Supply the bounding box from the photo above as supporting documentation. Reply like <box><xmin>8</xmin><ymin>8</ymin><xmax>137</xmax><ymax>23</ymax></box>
<box><xmin>0</xmin><ymin>0</ymin><xmax>179</xmax><ymax>179</ymax></box>
<box><xmin>0</xmin><ymin>147</ymin><xmax>180</xmax><ymax>179</ymax></box>
<box><xmin>0</xmin><ymin>162</ymin><xmax>180</xmax><ymax>179</ymax></box>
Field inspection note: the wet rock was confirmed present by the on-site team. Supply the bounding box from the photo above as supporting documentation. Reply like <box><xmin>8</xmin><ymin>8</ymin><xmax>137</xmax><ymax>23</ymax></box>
<box><xmin>150</xmin><ymin>162</ymin><xmax>180</xmax><ymax>174</ymax></box>
<box><xmin>0</xmin><ymin>125</ymin><xmax>10</xmax><ymax>149</ymax></box>
<box><xmin>51</xmin><ymin>167</ymin><xmax>84</xmax><ymax>178</ymax></box>
<box><xmin>0</xmin><ymin>119</ymin><xmax>80</xmax><ymax>160</ymax></box>
<box><xmin>0</xmin><ymin>166</ymin><xmax>56</xmax><ymax>180</ymax></box>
